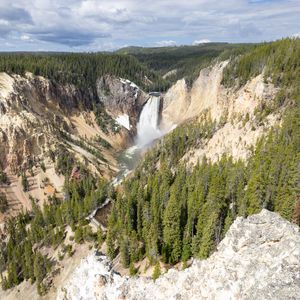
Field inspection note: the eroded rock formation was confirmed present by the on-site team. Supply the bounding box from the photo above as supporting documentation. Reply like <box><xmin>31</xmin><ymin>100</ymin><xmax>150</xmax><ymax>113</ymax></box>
<box><xmin>160</xmin><ymin>61</ymin><xmax>280</xmax><ymax>163</ymax></box>
<box><xmin>0</xmin><ymin>72</ymin><xmax>142</xmax><ymax>218</ymax></box>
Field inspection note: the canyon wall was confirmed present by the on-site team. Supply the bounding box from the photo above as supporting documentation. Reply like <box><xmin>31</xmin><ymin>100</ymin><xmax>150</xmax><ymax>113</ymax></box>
<box><xmin>0</xmin><ymin>72</ymin><xmax>144</xmax><ymax>219</ymax></box>
<box><xmin>160</xmin><ymin>61</ymin><xmax>279</xmax><ymax>163</ymax></box>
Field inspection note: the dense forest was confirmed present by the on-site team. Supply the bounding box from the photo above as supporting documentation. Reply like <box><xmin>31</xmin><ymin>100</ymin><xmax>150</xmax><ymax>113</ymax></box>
<box><xmin>222</xmin><ymin>38</ymin><xmax>300</xmax><ymax>108</ymax></box>
<box><xmin>106</xmin><ymin>109</ymin><xmax>299</xmax><ymax>266</ymax></box>
<box><xmin>0</xmin><ymin>44</ymin><xmax>252</xmax><ymax>94</ymax></box>
<box><xmin>0</xmin><ymin>52</ymin><xmax>168</xmax><ymax>92</ymax></box>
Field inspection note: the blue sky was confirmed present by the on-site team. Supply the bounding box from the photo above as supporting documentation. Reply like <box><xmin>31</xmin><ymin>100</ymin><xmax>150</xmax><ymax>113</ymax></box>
<box><xmin>0</xmin><ymin>0</ymin><xmax>299</xmax><ymax>51</ymax></box>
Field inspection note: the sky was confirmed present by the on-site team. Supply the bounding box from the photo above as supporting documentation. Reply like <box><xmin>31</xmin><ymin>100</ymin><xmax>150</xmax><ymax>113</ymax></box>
<box><xmin>0</xmin><ymin>0</ymin><xmax>299</xmax><ymax>51</ymax></box>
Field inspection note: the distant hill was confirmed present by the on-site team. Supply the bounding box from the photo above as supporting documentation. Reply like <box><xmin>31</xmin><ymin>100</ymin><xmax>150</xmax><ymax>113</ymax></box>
<box><xmin>117</xmin><ymin>43</ymin><xmax>256</xmax><ymax>85</ymax></box>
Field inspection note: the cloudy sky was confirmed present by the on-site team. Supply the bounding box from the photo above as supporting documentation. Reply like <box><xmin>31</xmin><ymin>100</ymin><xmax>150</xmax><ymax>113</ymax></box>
<box><xmin>0</xmin><ymin>0</ymin><xmax>299</xmax><ymax>51</ymax></box>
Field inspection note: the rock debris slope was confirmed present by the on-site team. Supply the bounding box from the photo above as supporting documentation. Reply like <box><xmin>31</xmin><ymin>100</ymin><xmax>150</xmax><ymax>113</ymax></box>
<box><xmin>58</xmin><ymin>209</ymin><xmax>300</xmax><ymax>300</ymax></box>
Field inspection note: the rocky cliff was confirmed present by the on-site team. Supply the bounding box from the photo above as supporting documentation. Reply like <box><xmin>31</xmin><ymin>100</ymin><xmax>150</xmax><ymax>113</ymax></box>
<box><xmin>161</xmin><ymin>61</ymin><xmax>280</xmax><ymax>163</ymax></box>
<box><xmin>97</xmin><ymin>75</ymin><xmax>148</xmax><ymax>133</ymax></box>
<box><xmin>0</xmin><ymin>72</ymin><xmax>142</xmax><ymax>220</ymax></box>
<box><xmin>57</xmin><ymin>209</ymin><xmax>300</xmax><ymax>300</ymax></box>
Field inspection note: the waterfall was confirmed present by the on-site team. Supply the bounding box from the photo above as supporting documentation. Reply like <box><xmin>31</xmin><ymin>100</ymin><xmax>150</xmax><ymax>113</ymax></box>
<box><xmin>136</xmin><ymin>95</ymin><xmax>162</xmax><ymax>147</ymax></box>
<box><xmin>112</xmin><ymin>94</ymin><xmax>162</xmax><ymax>185</ymax></box>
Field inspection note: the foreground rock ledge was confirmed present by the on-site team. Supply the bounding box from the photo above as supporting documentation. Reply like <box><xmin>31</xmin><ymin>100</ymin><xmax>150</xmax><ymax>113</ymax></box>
<box><xmin>58</xmin><ymin>209</ymin><xmax>300</xmax><ymax>300</ymax></box>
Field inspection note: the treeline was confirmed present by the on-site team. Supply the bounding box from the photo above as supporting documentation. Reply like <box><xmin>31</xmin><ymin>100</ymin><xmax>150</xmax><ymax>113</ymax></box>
<box><xmin>0</xmin><ymin>52</ymin><xmax>167</xmax><ymax>92</ymax></box>
<box><xmin>106</xmin><ymin>107</ymin><xmax>299</xmax><ymax>266</ymax></box>
<box><xmin>0</xmin><ymin>150</ymin><xmax>109</xmax><ymax>294</ymax></box>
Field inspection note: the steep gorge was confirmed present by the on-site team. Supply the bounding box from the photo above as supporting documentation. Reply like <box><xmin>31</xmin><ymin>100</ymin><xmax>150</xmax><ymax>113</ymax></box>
<box><xmin>103</xmin><ymin>39</ymin><xmax>299</xmax><ymax>293</ymax></box>
<box><xmin>0</xmin><ymin>39</ymin><xmax>299</xmax><ymax>299</ymax></box>
<box><xmin>0</xmin><ymin>72</ymin><xmax>147</xmax><ymax>221</ymax></box>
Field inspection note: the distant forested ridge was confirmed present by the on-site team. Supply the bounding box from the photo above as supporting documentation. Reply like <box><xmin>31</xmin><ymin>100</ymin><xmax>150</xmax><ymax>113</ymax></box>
<box><xmin>0</xmin><ymin>52</ymin><xmax>168</xmax><ymax>92</ymax></box>
<box><xmin>117</xmin><ymin>42</ymin><xmax>255</xmax><ymax>85</ymax></box>
<box><xmin>0</xmin><ymin>42</ymin><xmax>264</xmax><ymax>94</ymax></box>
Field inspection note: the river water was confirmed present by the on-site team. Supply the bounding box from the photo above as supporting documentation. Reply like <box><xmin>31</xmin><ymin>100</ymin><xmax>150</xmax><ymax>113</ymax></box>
<box><xmin>111</xmin><ymin>145</ymin><xmax>142</xmax><ymax>185</ymax></box>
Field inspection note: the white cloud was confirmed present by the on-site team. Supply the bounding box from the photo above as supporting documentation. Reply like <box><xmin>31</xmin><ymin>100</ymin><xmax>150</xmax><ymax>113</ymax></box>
<box><xmin>20</xmin><ymin>34</ymin><xmax>31</xmax><ymax>40</ymax></box>
<box><xmin>0</xmin><ymin>0</ymin><xmax>299</xmax><ymax>50</ymax></box>
<box><xmin>155</xmin><ymin>40</ymin><xmax>177</xmax><ymax>47</ymax></box>
<box><xmin>193</xmin><ymin>39</ymin><xmax>211</xmax><ymax>45</ymax></box>
<box><xmin>0</xmin><ymin>19</ymin><xmax>10</xmax><ymax>26</ymax></box>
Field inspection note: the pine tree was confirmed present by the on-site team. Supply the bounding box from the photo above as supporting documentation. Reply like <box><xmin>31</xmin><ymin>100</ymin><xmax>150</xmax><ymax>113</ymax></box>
<box><xmin>129</xmin><ymin>261</ymin><xmax>137</xmax><ymax>276</ymax></box>
<box><xmin>33</xmin><ymin>253</ymin><xmax>46</xmax><ymax>284</ymax></box>
<box><xmin>7</xmin><ymin>260</ymin><xmax>19</xmax><ymax>287</ymax></box>
<box><xmin>74</xmin><ymin>227</ymin><xmax>83</xmax><ymax>244</ymax></box>
<box><xmin>21</xmin><ymin>172</ymin><xmax>29</xmax><ymax>192</ymax></box>
<box><xmin>292</xmin><ymin>195</ymin><xmax>300</xmax><ymax>226</ymax></box>
<box><xmin>163</xmin><ymin>191</ymin><xmax>182</xmax><ymax>264</ymax></box>
<box><xmin>120</xmin><ymin>237</ymin><xmax>130</xmax><ymax>268</ymax></box>
<box><xmin>96</xmin><ymin>227</ymin><xmax>104</xmax><ymax>248</ymax></box>
<box><xmin>106</xmin><ymin>230</ymin><xmax>115</xmax><ymax>260</ymax></box>
<box><xmin>0</xmin><ymin>193</ymin><xmax>8</xmax><ymax>213</ymax></box>
<box><xmin>152</xmin><ymin>262</ymin><xmax>161</xmax><ymax>280</ymax></box>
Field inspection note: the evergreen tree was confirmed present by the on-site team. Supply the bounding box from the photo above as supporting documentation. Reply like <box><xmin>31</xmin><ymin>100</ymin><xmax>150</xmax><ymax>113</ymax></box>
<box><xmin>96</xmin><ymin>227</ymin><xmax>104</xmax><ymax>248</ymax></box>
<box><xmin>152</xmin><ymin>262</ymin><xmax>161</xmax><ymax>280</ymax></box>
<box><xmin>292</xmin><ymin>195</ymin><xmax>300</xmax><ymax>226</ymax></box>
<box><xmin>120</xmin><ymin>237</ymin><xmax>130</xmax><ymax>268</ymax></box>
<box><xmin>106</xmin><ymin>229</ymin><xmax>115</xmax><ymax>260</ymax></box>
<box><xmin>21</xmin><ymin>172</ymin><xmax>29</xmax><ymax>192</ymax></box>
<box><xmin>0</xmin><ymin>193</ymin><xmax>8</xmax><ymax>213</ymax></box>
<box><xmin>74</xmin><ymin>227</ymin><xmax>83</xmax><ymax>244</ymax></box>
<box><xmin>33</xmin><ymin>253</ymin><xmax>47</xmax><ymax>284</ymax></box>
<box><xmin>163</xmin><ymin>191</ymin><xmax>182</xmax><ymax>264</ymax></box>
<box><xmin>129</xmin><ymin>261</ymin><xmax>137</xmax><ymax>276</ymax></box>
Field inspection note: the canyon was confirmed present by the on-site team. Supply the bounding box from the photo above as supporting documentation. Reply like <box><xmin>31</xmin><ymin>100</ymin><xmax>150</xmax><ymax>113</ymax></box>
<box><xmin>0</xmin><ymin>39</ymin><xmax>298</xmax><ymax>300</ymax></box>
<box><xmin>0</xmin><ymin>59</ymin><xmax>281</xmax><ymax>223</ymax></box>
<box><xmin>0</xmin><ymin>72</ymin><xmax>151</xmax><ymax>222</ymax></box>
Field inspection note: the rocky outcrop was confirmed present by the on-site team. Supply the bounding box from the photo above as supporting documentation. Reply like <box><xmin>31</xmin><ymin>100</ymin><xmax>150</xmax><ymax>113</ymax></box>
<box><xmin>160</xmin><ymin>78</ymin><xmax>189</xmax><ymax>130</ymax></box>
<box><xmin>97</xmin><ymin>75</ymin><xmax>148</xmax><ymax>132</ymax></box>
<box><xmin>57</xmin><ymin>209</ymin><xmax>300</xmax><ymax>300</ymax></box>
<box><xmin>161</xmin><ymin>60</ymin><xmax>278</xmax><ymax>129</ymax></box>
<box><xmin>0</xmin><ymin>73</ymin><xmax>59</xmax><ymax>170</ymax></box>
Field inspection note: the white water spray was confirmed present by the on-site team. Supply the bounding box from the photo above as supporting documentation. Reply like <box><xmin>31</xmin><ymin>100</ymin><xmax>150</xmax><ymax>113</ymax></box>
<box><xmin>136</xmin><ymin>95</ymin><xmax>162</xmax><ymax>147</ymax></box>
